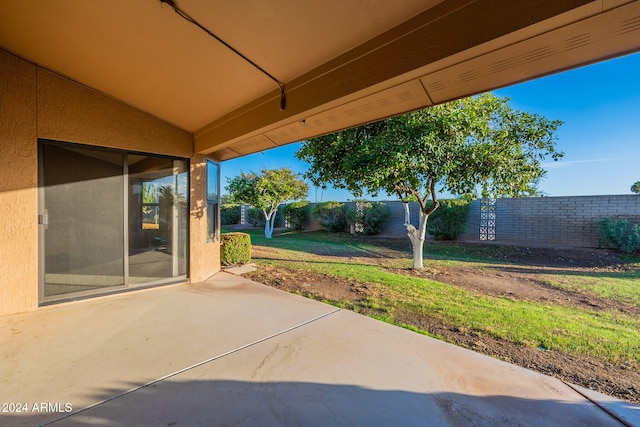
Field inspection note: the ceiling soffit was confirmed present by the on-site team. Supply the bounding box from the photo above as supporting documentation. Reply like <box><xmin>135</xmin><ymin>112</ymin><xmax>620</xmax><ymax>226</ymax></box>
<box><xmin>195</xmin><ymin>0</ymin><xmax>594</xmax><ymax>155</ymax></box>
<box><xmin>0</xmin><ymin>0</ymin><xmax>283</xmax><ymax>131</ymax></box>
<box><xmin>2</xmin><ymin>1</ymin><xmax>639</xmax><ymax>161</ymax></box>
<box><xmin>216</xmin><ymin>80</ymin><xmax>431</xmax><ymax>161</ymax></box>
<box><xmin>181</xmin><ymin>0</ymin><xmax>441</xmax><ymax>83</ymax></box>
<box><xmin>422</xmin><ymin>0</ymin><xmax>640</xmax><ymax>104</ymax></box>
<box><xmin>0</xmin><ymin>0</ymin><xmax>440</xmax><ymax>132</ymax></box>
<box><xmin>209</xmin><ymin>0</ymin><xmax>640</xmax><ymax>161</ymax></box>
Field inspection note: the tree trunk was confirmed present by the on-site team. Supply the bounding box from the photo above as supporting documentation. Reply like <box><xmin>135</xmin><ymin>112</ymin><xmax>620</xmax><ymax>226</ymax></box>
<box><xmin>403</xmin><ymin>202</ymin><xmax>411</xmax><ymax>224</ymax></box>
<box><xmin>404</xmin><ymin>206</ymin><xmax>429</xmax><ymax>270</ymax></box>
<box><xmin>263</xmin><ymin>210</ymin><xmax>276</xmax><ymax>239</ymax></box>
<box><xmin>411</xmin><ymin>235</ymin><xmax>424</xmax><ymax>269</ymax></box>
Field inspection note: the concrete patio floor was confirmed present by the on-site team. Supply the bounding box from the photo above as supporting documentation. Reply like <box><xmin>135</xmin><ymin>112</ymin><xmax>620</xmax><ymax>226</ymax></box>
<box><xmin>1</xmin><ymin>272</ymin><xmax>638</xmax><ymax>426</ymax></box>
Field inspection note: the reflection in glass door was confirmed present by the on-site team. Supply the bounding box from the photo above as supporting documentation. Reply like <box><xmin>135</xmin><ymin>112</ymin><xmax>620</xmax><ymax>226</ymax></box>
<box><xmin>128</xmin><ymin>155</ymin><xmax>188</xmax><ymax>284</ymax></box>
<box><xmin>39</xmin><ymin>141</ymin><xmax>188</xmax><ymax>303</ymax></box>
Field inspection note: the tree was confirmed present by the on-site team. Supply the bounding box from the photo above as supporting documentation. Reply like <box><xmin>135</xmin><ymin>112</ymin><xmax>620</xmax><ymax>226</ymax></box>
<box><xmin>297</xmin><ymin>93</ymin><xmax>563</xmax><ymax>269</ymax></box>
<box><xmin>225</xmin><ymin>168</ymin><xmax>308</xmax><ymax>238</ymax></box>
<box><xmin>631</xmin><ymin>181</ymin><xmax>640</xmax><ymax>194</ymax></box>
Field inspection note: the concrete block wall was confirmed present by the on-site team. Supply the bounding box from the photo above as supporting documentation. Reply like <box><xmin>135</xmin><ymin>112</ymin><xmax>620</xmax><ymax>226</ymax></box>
<box><xmin>375</xmin><ymin>201</ymin><xmax>421</xmax><ymax>237</ymax></box>
<box><xmin>458</xmin><ymin>195</ymin><xmax>640</xmax><ymax>248</ymax></box>
<box><xmin>459</xmin><ymin>199</ymin><xmax>481</xmax><ymax>241</ymax></box>
<box><xmin>295</xmin><ymin>195</ymin><xmax>640</xmax><ymax>248</ymax></box>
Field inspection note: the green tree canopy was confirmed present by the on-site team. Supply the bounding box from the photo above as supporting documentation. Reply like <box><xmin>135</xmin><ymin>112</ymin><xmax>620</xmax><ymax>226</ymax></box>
<box><xmin>225</xmin><ymin>168</ymin><xmax>308</xmax><ymax>238</ymax></box>
<box><xmin>631</xmin><ymin>181</ymin><xmax>640</xmax><ymax>194</ymax></box>
<box><xmin>297</xmin><ymin>93</ymin><xmax>563</xmax><ymax>268</ymax></box>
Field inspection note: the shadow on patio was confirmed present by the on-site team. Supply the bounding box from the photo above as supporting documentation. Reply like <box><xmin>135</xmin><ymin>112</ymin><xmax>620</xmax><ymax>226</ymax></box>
<box><xmin>7</xmin><ymin>380</ymin><xmax>632</xmax><ymax>426</ymax></box>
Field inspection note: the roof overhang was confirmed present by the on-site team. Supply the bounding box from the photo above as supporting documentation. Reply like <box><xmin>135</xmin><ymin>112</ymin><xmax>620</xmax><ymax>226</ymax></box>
<box><xmin>1</xmin><ymin>0</ymin><xmax>639</xmax><ymax>160</ymax></box>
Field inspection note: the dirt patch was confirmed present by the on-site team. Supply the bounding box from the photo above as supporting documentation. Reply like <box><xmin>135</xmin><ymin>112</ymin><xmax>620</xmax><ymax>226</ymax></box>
<box><xmin>491</xmin><ymin>245</ymin><xmax>628</xmax><ymax>270</ymax></box>
<box><xmin>245</xmin><ymin>243</ymin><xmax>640</xmax><ymax>404</ymax></box>
<box><xmin>396</xmin><ymin>265</ymin><xmax>639</xmax><ymax>316</ymax></box>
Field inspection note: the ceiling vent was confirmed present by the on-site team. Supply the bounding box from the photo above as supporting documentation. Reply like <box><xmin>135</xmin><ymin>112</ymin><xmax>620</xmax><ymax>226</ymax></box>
<box><xmin>618</xmin><ymin>14</ymin><xmax>640</xmax><ymax>35</ymax></box>
<box><xmin>564</xmin><ymin>33</ymin><xmax>591</xmax><ymax>50</ymax></box>
<box><xmin>490</xmin><ymin>46</ymin><xmax>553</xmax><ymax>73</ymax></box>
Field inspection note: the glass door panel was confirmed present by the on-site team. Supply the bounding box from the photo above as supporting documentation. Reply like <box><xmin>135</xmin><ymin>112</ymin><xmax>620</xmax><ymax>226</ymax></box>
<box><xmin>128</xmin><ymin>155</ymin><xmax>188</xmax><ymax>284</ymax></box>
<box><xmin>40</xmin><ymin>143</ymin><xmax>125</xmax><ymax>299</ymax></box>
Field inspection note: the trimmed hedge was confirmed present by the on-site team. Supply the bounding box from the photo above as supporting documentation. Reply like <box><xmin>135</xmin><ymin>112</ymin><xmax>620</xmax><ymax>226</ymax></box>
<box><xmin>220</xmin><ymin>232</ymin><xmax>251</xmax><ymax>265</ymax></box>
<box><xmin>312</xmin><ymin>202</ymin><xmax>347</xmax><ymax>232</ymax></box>
<box><xmin>427</xmin><ymin>199</ymin><xmax>471</xmax><ymax>240</ymax></box>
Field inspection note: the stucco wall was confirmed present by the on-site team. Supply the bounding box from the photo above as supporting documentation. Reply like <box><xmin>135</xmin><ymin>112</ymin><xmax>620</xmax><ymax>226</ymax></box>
<box><xmin>190</xmin><ymin>155</ymin><xmax>220</xmax><ymax>282</ymax></box>
<box><xmin>0</xmin><ymin>49</ymin><xmax>39</xmax><ymax>315</ymax></box>
<box><xmin>1</xmin><ymin>50</ymin><xmax>220</xmax><ymax>316</ymax></box>
<box><xmin>36</xmin><ymin>68</ymin><xmax>192</xmax><ymax>156</ymax></box>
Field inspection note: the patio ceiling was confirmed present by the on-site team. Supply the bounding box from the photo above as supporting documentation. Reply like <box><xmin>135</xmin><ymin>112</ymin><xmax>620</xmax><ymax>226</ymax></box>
<box><xmin>1</xmin><ymin>0</ymin><xmax>639</xmax><ymax>160</ymax></box>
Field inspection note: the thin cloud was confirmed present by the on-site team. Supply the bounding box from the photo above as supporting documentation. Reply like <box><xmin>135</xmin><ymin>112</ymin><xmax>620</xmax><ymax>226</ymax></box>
<box><xmin>543</xmin><ymin>156</ymin><xmax>640</xmax><ymax>168</ymax></box>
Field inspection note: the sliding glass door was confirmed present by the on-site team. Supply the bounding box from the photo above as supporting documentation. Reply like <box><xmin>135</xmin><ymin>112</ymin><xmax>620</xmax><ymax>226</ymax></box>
<box><xmin>38</xmin><ymin>141</ymin><xmax>188</xmax><ymax>303</ymax></box>
<box><xmin>128</xmin><ymin>155</ymin><xmax>188</xmax><ymax>284</ymax></box>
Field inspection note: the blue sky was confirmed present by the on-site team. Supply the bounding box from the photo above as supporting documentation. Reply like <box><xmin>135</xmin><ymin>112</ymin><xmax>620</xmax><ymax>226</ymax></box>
<box><xmin>221</xmin><ymin>52</ymin><xmax>640</xmax><ymax>202</ymax></box>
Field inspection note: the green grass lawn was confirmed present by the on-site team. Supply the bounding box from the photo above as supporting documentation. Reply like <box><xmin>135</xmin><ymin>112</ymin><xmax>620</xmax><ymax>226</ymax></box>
<box><xmin>225</xmin><ymin>227</ymin><xmax>640</xmax><ymax>367</ymax></box>
<box><xmin>543</xmin><ymin>271</ymin><xmax>640</xmax><ymax>307</ymax></box>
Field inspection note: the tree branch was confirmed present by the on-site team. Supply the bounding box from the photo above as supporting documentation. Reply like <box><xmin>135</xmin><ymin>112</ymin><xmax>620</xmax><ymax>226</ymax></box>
<box><xmin>425</xmin><ymin>176</ymin><xmax>439</xmax><ymax>215</ymax></box>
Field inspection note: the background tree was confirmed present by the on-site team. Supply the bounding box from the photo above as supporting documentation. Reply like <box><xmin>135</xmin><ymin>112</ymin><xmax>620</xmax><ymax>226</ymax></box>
<box><xmin>631</xmin><ymin>181</ymin><xmax>640</xmax><ymax>194</ymax></box>
<box><xmin>226</xmin><ymin>168</ymin><xmax>308</xmax><ymax>238</ymax></box>
<box><xmin>297</xmin><ymin>93</ymin><xmax>563</xmax><ymax>268</ymax></box>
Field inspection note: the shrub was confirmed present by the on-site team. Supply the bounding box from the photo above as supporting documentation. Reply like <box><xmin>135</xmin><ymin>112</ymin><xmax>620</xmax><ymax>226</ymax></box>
<box><xmin>312</xmin><ymin>202</ymin><xmax>347</xmax><ymax>232</ymax></box>
<box><xmin>427</xmin><ymin>199</ymin><xmax>471</xmax><ymax>240</ymax></box>
<box><xmin>247</xmin><ymin>207</ymin><xmax>265</xmax><ymax>227</ymax></box>
<box><xmin>597</xmin><ymin>217</ymin><xmax>640</xmax><ymax>254</ymax></box>
<box><xmin>220</xmin><ymin>232</ymin><xmax>251</xmax><ymax>265</ymax></box>
<box><xmin>346</xmin><ymin>202</ymin><xmax>391</xmax><ymax>235</ymax></box>
<box><xmin>220</xmin><ymin>205</ymin><xmax>241</xmax><ymax>225</ymax></box>
<box><xmin>283</xmin><ymin>201</ymin><xmax>309</xmax><ymax>230</ymax></box>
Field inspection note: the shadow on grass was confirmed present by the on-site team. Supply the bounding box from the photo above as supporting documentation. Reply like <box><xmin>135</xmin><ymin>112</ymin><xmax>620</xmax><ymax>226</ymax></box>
<box><xmin>486</xmin><ymin>264</ymin><xmax>640</xmax><ymax>281</ymax></box>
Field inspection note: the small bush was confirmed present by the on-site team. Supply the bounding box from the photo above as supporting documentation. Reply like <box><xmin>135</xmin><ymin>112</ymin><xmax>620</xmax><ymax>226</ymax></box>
<box><xmin>220</xmin><ymin>205</ymin><xmax>241</xmax><ymax>225</ymax></box>
<box><xmin>427</xmin><ymin>199</ymin><xmax>471</xmax><ymax>240</ymax></box>
<box><xmin>220</xmin><ymin>232</ymin><xmax>251</xmax><ymax>265</ymax></box>
<box><xmin>312</xmin><ymin>202</ymin><xmax>347</xmax><ymax>232</ymax></box>
<box><xmin>597</xmin><ymin>217</ymin><xmax>640</xmax><ymax>254</ymax></box>
<box><xmin>346</xmin><ymin>202</ymin><xmax>391</xmax><ymax>235</ymax></box>
<box><xmin>247</xmin><ymin>207</ymin><xmax>265</xmax><ymax>227</ymax></box>
<box><xmin>283</xmin><ymin>201</ymin><xmax>309</xmax><ymax>230</ymax></box>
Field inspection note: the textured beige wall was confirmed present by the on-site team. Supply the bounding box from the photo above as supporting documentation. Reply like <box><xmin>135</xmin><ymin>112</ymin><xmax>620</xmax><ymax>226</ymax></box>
<box><xmin>1</xmin><ymin>50</ymin><xmax>220</xmax><ymax>316</ymax></box>
<box><xmin>189</xmin><ymin>155</ymin><xmax>221</xmax><ymax>282</ymax></box>
<box><xmin>0</xmin><ymin>50</ymin><xmax>39</xmax><ymax>316</ymax></box>
<box><xmin>37</xmin><ymin>68</ymin><xmax>192</xmax><ymax>157</ymax></box>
